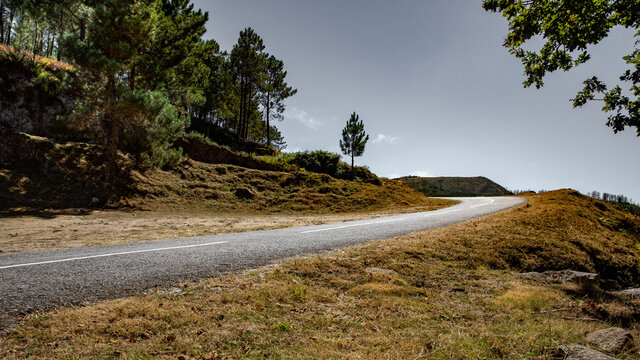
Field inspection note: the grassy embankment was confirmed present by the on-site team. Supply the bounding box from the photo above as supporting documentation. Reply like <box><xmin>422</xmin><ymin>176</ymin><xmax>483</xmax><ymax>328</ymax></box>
<box><xmin>0</xmin><ymin>130</ymin><xmax>455</xmax><ymax>253</ymax></box>
<box><xmin>2</xmin><ymin>190</ymin><xmax>639</xmax><ymax>359</ymax></box>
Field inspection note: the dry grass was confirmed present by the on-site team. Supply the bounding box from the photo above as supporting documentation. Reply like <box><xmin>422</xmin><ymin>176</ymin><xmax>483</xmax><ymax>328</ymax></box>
<box><xmin>0</xmin><ymin>44</ymin><xmax>75</xmax><ymax>72</ymax></box>
<box><xmin>1</xmin><ymin>190</ymin><xmax>640</xmax><ymax>359</ymax></box>
<box><xmin>0</xmin><ymin>261</ymin><xmax>602</xmax><ymax>360</ymax></box>
<box><xmin>407</xmin><ymin>189</ymin><xmax>640</xmax><ymax>286</ymax></box>
<box><xmin>1</xmin><ymin>129</ymin><xmax>454</xmax><ymax>214</ymax></box>
<box><xmin>124</xmin><ymin>160</ymin><xmax>453</xmax><ymax>215</ymax></box>
<box><xmin>1</xmin><ymin>159</ymin><xmax>455</xmax><ymax>254</ymax></box>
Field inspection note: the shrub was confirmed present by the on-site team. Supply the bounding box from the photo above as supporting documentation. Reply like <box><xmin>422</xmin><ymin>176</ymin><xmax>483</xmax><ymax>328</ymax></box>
<box><xmin>121</xmin><ymin>91</ymin><xmax>189</xmax><ymax>169</ymax></box>
<box><xmin>283</xmin><ymin>150</ymin><xmax>341</xmax><ymax>177</ymax></box>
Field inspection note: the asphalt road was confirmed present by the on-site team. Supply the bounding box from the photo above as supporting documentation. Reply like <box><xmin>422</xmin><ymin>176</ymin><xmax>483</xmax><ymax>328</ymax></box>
<box><xmin>0</xmin><ymin>196</ymin><xmax>525</xmax><ymax>330</ymax></box>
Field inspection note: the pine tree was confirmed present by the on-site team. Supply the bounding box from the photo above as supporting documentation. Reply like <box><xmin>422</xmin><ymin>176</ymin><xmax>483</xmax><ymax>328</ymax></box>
<box><xmin>138</xmin><ymin>0</ymin><xmax>213</xmax><ymax>108</ymax></box>
<box><xmin>259</xmin><ymin>54</ymin><xmax>296</xmax><ymax>147</ymax></box>
<box><xmin>61</xmin><ymin>0</ymin><xmax>172</xmax><ymax>183</ymax></box>
<box><xmin>229</xmin><ymin>27</ymin><xmax>266</xmax><ymax>140</ymax></box>
<box><xmin>339</xmin><ymin>112</ymin><xmax>369</xmax><ymax>179</ymax></box>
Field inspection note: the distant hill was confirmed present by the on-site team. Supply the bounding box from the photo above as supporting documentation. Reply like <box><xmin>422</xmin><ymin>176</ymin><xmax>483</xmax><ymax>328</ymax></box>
<box><xmin>397</xmin><ymin>176</ymin><xmax>511</xmax><ymax>197</ymax></box>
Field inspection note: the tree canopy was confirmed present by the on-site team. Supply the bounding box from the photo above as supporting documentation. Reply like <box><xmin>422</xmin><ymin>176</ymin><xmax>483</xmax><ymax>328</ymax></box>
<box><xmin>0</xmin><ymin>0</ymin><xmax>297</xmax><ymax>180</ymax></box>
<box><xmin>483</xmin><ymin>0</ymin><xmax>640</xmax><ymax>136</ymax></box>
<box><xmin>340</xmin><ymin>112</ymin><xmax>369</xmax><ymax>178</ymax></box>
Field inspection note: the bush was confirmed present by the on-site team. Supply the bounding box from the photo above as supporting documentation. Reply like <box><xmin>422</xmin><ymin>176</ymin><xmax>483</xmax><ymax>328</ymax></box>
<box><xmin>121</xmin><ymin>91</ymin><xmax>190</xmax><ymax>169</ymax></box>
<box><xmin>283</xmin><ymin>151</ymin><xmax>341</xmax><ymax>177</ymax></box>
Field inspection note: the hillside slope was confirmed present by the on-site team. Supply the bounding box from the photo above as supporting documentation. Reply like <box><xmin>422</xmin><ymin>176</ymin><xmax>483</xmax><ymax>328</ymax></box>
<box><xmin>398</xmin><ymin>175</ymin><xmax>511</xmax><ymax>197</ymax></box>
<box><xmin>124</xmin><ymin>160</ymin><xmax>450</xmax><ymax>214</ymax></box>
<box><xmin>0</xmin><ymin>127</ymin><xmax>452</xmax><ymax>214</ymax></box>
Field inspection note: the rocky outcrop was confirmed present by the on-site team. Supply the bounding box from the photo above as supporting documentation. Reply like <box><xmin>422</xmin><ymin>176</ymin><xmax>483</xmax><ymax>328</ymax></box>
<box><xmin>0</xmin><ymin>56</ymin><xmax>77</xmax><ymax>137</ymax></box>
<box><xmin>611</xmin><ymin>288</ymin><xmax>640</xmax><ymax>299</ymax></box>
<box><xmin>586</xmin><ymin>327</ymin><xmax>634</xmax><ymax>353</ymax></box>
<box><xmin>520</xmin><ymin>270</ymin><xmax>601</xmax><ymax>286</ymax></box>
<box><xmin>553</xmin><ymin>345</ymin><xmax>620</xmax><ymax>360</ymax></box>
<box><xmin>0</xmin><ymin>127</ymin><xmax>114</xmax><ymax>209</ymax></box>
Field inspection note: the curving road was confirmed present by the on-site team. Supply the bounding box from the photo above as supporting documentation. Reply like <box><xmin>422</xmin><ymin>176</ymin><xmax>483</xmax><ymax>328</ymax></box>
<box><xmin>0</xmin><ymin>196</ymin><xmax>524</xmax><ymax>330</ymax></box>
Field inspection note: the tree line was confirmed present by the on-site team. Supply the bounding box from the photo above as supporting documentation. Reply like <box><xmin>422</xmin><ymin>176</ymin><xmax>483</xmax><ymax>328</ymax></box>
<box><xmin>0</xmin><ymin>0</ymin><xmax>296</xmax><ymax>181</ymax></box>
<box><xmin>588</xmin><ymin>191</ymin><xmax>637</xmax><ymax>206</ymax></box>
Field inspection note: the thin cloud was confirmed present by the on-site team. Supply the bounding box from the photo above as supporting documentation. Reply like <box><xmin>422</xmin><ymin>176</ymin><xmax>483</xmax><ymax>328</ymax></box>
<box><xmin>371</xmin><ymin>133</ymin><xmax>402</xmax><ymax>145</ymax></box>
<box><xmin>285</xmin><ymin>107</ymin><xmax>323</xmax><ymax>130</ymax></box>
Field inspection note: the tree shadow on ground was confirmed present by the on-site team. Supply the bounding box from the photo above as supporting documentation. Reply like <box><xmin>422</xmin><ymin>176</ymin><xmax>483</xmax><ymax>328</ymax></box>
<box><xmin>0</xmin><ymin>165</ymin><xmax>103</xmax><ymax>219</ymax></box>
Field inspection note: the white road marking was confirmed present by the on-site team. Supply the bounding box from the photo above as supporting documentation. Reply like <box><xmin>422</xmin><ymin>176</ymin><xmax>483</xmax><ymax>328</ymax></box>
<box><xmin>300</xmin><ymin>199</ymin><xmax>496</xmax><ymax>234</ymax></box>
<box><xmin>0</xmin><ymin>241</ymin><xmax>229</xmax><ymax>270</ymax></box>
<box><xmin>470</xmin><ymin>199</ymin><xmax>495</xmax><ymax>209</ymax></box>
<box><xmin>301</xmin><ymin>218</ymin><xmax>405</xmax><ymax>234</ymax></box>
<box><xmin>300</xmin><ymin>207</ymin><xmax>466</xmax><ymax>234</ymax></box>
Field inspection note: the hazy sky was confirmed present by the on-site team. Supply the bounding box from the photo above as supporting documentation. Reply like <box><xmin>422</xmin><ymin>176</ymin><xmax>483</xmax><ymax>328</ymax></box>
<box><xmin>194</xmin><ymin>0</ymin><xmax>640</xmax><ymax>201</ymax></box>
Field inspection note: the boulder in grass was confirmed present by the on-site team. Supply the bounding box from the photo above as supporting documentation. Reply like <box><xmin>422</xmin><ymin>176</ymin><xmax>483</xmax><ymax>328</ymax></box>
<box><xmin>520</xmin><ymin>270</ymin><xmax>600</xmax><ymax>286</ymax></box>
<box><xmin>611</xmin><ymin>288</ymin><xmax>640</xmax><ymax>299</ymax></box>
<box><xmin>586</xmin><ymin>327</ymin><xmax>634</xmax><ymax>353</ymax></box>
<box><xmin>553</xmin><ymin>345</ymin><xmax>621</xmax><ymax>360</ymax></box>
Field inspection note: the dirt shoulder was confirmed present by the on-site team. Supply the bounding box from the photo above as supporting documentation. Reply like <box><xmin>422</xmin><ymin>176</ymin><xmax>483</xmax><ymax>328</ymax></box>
<box><xmin>0</xmin><ymin>205</ymin><xmax>449</xmax><ymax>254</ymax></box>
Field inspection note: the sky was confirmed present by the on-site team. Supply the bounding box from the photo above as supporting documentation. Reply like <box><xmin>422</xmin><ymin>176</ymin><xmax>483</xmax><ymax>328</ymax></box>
<box><xmin>193</xmin><ymin>0</ymin><xmax>640</xmax><ymax>201</ymax></box>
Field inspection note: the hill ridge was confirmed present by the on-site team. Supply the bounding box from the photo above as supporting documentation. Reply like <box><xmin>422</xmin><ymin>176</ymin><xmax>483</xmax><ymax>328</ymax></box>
<box><xmin>397</xmin><ymin>175</ymin><xmax>511</xmax><ymax>197</ymax></box>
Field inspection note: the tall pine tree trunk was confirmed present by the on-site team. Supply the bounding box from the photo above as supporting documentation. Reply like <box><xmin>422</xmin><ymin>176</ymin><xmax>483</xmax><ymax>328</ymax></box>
<box><xmin>1</xmin><ymin>1</ymin><xmax>5</xmax><ymax>45</ymax></box>
<box><xmin>56</xmin><ymin>9</ymin><xmax>63</xmax><ymax>60</ymax></box>
<box><xmin>32</xmin><ymin>21</ymin><xmax>38</xmax><ymax>61</ymax></box>
<box><xmin>238</xmin><ymin>82</ymin><xmax>245</xmax><ymax>140</ymax></box>
<box><xmin>6</xmin><ymin>8</ymin><xmax>12</xmax><ymax>45</ymax></box>
<box><xmin>243</xmin><ymin>88</ymin><xmax>252</xmax><ymax>140</ymax></box>
<box><xmin>266</xmin><ymin>94</ymin><xmax>271</xmax><ymax>147</ymax></box>
<box><xmin>39</xmin><ymin>31</ymin><xmax>44</xmax><ymax>55</ymax></box>
<box><xmin>47</xmin><ymin>30</ymin><xmax>54</xmax><ymax>57</ymax></box>
<box><xmin>351</xmin><ymin>154</ymin><xmax>354</xmax><ymax>180</ymax></box>
<box><xmin>128</xmin><ymin>65</ymin><xmax>136</xmax><ymax>90</ymax></box>
<box><xmin>103</xmin><ymin>78</ymin><xmax>121</xmax><ymax>192</ymax></box>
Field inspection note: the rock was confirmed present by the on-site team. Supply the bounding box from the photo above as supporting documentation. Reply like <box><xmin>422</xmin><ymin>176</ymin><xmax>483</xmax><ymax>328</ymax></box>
<box><xmin>90</xmin><ymin>197</ymin><xmax>100</xmax><ymax>204</ymax></box>
<box><xmin>550</xmin><ymin>270</ymin><xmax>600</xmax><ymax>286</ymax></box>
<box><xmin>611</xmin><ymin>288</ymin><xmax>640</xmax><ymax>299</ymax></box>
<box><xmin>234</xmin><ymin>187</ymin><xmax>255</xmax><ymax>200</ymax></box>
<box><xmin>586</xmin><ymin>327</ymin><xmax>634</xmax><ymax>353</ymax></box>
<box><xmin>553</xmin><ymin>345</ymin><xmax>621</xmax><ymax>360</ymax></box>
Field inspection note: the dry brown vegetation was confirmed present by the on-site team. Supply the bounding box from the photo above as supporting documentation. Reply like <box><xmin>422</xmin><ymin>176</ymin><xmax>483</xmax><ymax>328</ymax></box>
<box><xmin>1</xmin><ymin>129</ymin><xmax>455</xmax><ymax>254</ymax></box>
<box><xmin>125</xmin><ymin>160</ymin><xmax>452</xmax><ymax>214</ymax></box>
<box><xmin>1</xmin><ymin>158</ymin><xmax>455</xmax><ymax>254</ymax></box>
<box><xmin>406</xmin><ymin>189</ymin><xmax>640</xmax><ymax>286</ymax></box>
<box><xmin>1</xmin><ymin>190</ymin><xmax>640</xmax><ymax>359</ymax></box>
<box><xmin>1</xmin><ymin>129</ymin><xmax>452</xmax><ymax>215</ymax></box>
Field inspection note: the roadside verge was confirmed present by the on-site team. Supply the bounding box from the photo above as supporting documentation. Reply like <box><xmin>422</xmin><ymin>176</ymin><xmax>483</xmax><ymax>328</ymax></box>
<box><xmin>1</xmin><ymin>190</ymin><xmax>638</xmax><ymax>359</ymax></box>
